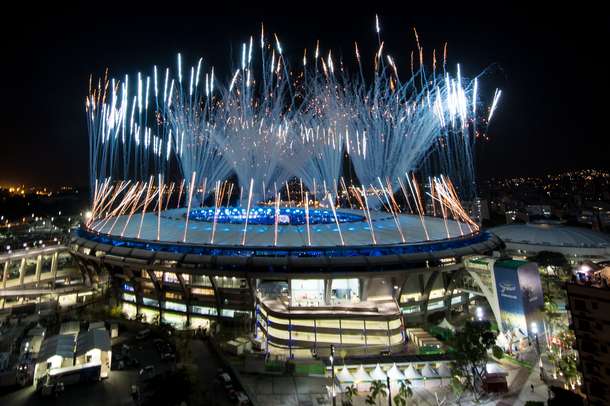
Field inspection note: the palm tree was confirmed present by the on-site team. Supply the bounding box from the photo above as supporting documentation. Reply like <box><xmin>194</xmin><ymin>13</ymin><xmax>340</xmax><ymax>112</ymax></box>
<box><xmin>366</xmin><ymin>380</ymin><xmax>387</xmax><ymax>406</ymax></box>
<box><xmin>393</xmin><ymin>379</ymin><xmax>413</xmax><ymax>406</ymax></box>
<box><xmin>342</xmin><ymin>384</ymin><xmax>358</xmax><ymax>406</ymax></box>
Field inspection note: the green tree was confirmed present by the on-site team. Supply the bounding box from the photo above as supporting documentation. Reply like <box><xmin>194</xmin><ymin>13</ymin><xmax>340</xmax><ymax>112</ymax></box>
<box><xmin>492</xmin><ymin>345</ymin><xmax>504</xmax><ymax>359</ymax></box>
<box><xmin>393</xmin><ymin>379</ymin><xmax>413</xmax><ymax>406</ymax></box>
<box><xmin>449</xmin><ymin>320</ymin><xmax>497</xmax><ymax>400</ymax></box>
<box><xmin>108</xmin><ymin>304</ymin><xmax>123</xmax><ymax>318</ymax></box>
<box><xmin>366</xmin><ymin>380</ymin><xmax>387</xmax><ymax>406</ymax></box>
<box><xmin>342</xmin><ymin>384</ymin><xmax>358</xmax><ymax>406</ymax></box>
<box><xmin>533</xmin><ymin>251</ymin><xmax>570</xmax><ymax>280</ymax></box>
<box><xmin>533</xmin><ymin>251</ymin><xmax>568</xmax><ymax>269</ymax></box>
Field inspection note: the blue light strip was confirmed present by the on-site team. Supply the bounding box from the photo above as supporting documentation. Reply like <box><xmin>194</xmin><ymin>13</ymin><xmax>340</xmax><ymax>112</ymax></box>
<box><xmin>76</xmin><ymin>227</ymin><xmax>492</xmax><ymax>258</ymax></box>
<box><xmin>188</xmin><ymin>206</ymin><xmax>365</xmax><ymax>226</ymax></box>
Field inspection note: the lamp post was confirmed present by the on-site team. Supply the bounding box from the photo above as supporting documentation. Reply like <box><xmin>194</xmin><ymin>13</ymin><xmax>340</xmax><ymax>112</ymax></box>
<box><xmin>386</xmin><ymin>376</ymin><xmax>392</xmax><ymax>406</ymax></box>
<box><xmin>531</xmin><ymin>322</ymin><xmax>540</xmax><ymax>354</ymax></box>
<box><xmin>476</xmin><ymin>306</ymin><xmax>483</xmax><ymax>321</ymax></box>
<box><xmin>330</xmin><ymin>344</ymin><xmax>336</xmax><ymax>406</ymax></box>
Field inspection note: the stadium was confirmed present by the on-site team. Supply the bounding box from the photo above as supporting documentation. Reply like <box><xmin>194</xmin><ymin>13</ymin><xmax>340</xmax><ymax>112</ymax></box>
<box><xmin>70</xmin><ymin>28</ymin><xmax>503</xmax><ymax>355</ymax></box>
<box><xmin>71</xmin><ymin>205</ymin><xmax>502</xmax><ymax>355</ymax></box>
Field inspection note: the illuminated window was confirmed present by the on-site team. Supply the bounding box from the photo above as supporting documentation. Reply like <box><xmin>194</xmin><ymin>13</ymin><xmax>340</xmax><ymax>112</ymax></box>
<box><xmin>191</xmin><ymin>275</ymin><xmax>213</xmax><ymax>287</ymax></box>
<box><xmin>165</xmin><ymin>291</ymin><xmax>183</xmax><ymax>300</ymax></box>
<box><xmin>163</xmin><ymin>273</ymin><xmax>180</xmax><ymax>284</ymax></box>
<box><xmin>192</xmin><ymin>305</ymin><xmax>218</xmax><ymax>316</ymax></box>
<box><xmin>191</xmin><ymin>287</ymin><xmax>214</xmax><ymax>296</ymax></box>
<box><xmin>142</xmin><ymin>297</ymin><xmax>158</xmax><ymax>307</ymax></box>
<box><xmin>164</xmin><ymin>301</ymin><xmax>187</xmax><ymax>312</ymax></box>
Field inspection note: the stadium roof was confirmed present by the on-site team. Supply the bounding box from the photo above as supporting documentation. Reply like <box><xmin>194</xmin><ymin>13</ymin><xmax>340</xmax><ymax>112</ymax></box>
<box><xmin>92</xmin><ymin>208</ymin><xmax>475</xmax><ymax>248</ymax></box>
<box><xmin>491</xmin><ymin>223</ymin><xmax>610</xmax><ymax>250</ymax></box>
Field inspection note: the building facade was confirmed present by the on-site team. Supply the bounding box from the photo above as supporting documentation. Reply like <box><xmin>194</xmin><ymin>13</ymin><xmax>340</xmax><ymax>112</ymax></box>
<box><xmin>70</xmin><ymin>221</ymin><xmax>503</xmax><ymax>356</ymax></box>
<box><xmin>566</xmin><ymin>279</ymin><xmax>610</xmax><ymax>405</ymax></box>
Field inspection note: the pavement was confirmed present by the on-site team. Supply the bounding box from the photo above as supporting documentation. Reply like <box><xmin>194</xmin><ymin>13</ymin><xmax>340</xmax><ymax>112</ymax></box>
<box><xmin>0</xmin><ymin>369</ymin><xmax>137</xmax><ymax>406</ymax></box>
<box><xmin>189</xmin><ymin>339</ymin><xmax>233</xmax><ymax>406</ymax></box>
<box><xmin>239</xmin><ymin>350</ymin><xmax>553</xmax><ymax>406</ymax></box>
<box><xmin>241</xmin><ymin>374</ymin><xmax>331</xmax><ymax>406</ymax></box>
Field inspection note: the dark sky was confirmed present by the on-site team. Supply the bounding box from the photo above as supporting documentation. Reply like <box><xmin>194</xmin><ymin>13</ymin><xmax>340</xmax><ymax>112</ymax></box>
<box><xmin>1</xmin><ymin>9</ymin><xmax>607</xmax><ymax>187</ymax></box>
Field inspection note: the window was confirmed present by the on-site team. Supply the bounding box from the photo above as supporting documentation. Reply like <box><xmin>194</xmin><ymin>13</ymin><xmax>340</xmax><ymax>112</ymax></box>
<box><xmin>191</xmin><ymin>305</ymin><xmax>218</xmax><ymax>316</ymax></box>
<box><xmin>191</xmin><ymin>287</ymin><xmax>214</xmax><ymax>296</ymax></box>
<box><xmin>165</xmin><ymin>292</ymin><xmax>183</xmax><ymax>300</ymax></box>
<box><xmin>574</xmin><ymin>299</ymin><xmax>587</xmax><ymax>311</ymax></box>
<box><xmin>163</xmin><ymin>273</ymin><xmax>180</xmax><ymax>284</ymax></box>
<box><xmin>191</xmin><ymin>275</ymin><xmax>213</xmax><ymax>287</ymax></box>
<box><xmin>142</xmin><ymin>297</ymin><xmax>159</xmax><ymax>307</ymax></box>
<box><xmin>164</xmin><ymin>301</ymin><xmax>187</xmax><ymax>312</ymax></box>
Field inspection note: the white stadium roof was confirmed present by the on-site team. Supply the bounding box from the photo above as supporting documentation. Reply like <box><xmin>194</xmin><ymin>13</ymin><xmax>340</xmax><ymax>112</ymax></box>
<box><xmin>491</xmin><ymin>223</ymin><xmax>610</xmax><ymax>258</ymax></box>
<box><xmin>91</xmin><ymin>208</ymin><xmax>476</xmax><ymax>248</ymax></box>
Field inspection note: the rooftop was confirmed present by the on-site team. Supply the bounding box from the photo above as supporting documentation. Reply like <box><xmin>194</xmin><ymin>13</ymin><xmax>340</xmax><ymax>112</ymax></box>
<box><xmin>90</xmin><ymin>208</ymin><xmax>475</xmax><ymax>248</ymax></box>
<box><xmin>491</xmin><ymin>223</ymin><xmax>610</xmax><ymax>249</ymax></box>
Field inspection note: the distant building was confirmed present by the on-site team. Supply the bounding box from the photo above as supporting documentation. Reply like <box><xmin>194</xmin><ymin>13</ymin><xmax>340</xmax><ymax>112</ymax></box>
<box><xmin>20</xmin><ymin>325</ymin><xmax>46</xmax><ymax>356</ymax></box>
<box><xmin>75</xmin><ymin>329</ymin><xmax>111</xmax><ymax>378</ymax></box>
<box><xmin>34</xmin><ymin>334</ymin><xmax>76</xmax><ymax>384</ymax></box>
<box><xmin>504</xmin><ymin>210</ymin><xmax>529</xmax><ymax>224</ymax></box>
<box><xmin>33</xmin><ymin>328</ymin><xmax>111</xmax><ymax>385</ymax></box>
<box><xmin>566</xmin><ymin>267</ymin><xmax>610</xmax><ymax>406</ymax></box>
<box><xmin>526</xmin><ymin>205</ymin><xmax>552</xmax><ymax>218</ymax></box>
<box><xmin>59</xmin><ymin>321</ymin><xmax>80</xmax><ymax>336</ymax></box>
<box><xmin>491</xmin><ymin>223</ymin><xmax>610</xmax><ymax>264</ymax></box>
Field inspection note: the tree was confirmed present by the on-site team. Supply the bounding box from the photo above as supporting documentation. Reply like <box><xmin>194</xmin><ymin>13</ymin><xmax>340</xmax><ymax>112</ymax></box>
<box><xmin>533</xmin><ymin>251</ymin><xmax>570</xmax><ymax>279</ymax></box>
<box><xmin>548</xmin><ymin>329</ymin><xmax>581</xmax><ymax>389</ymax></box>
<box><xmin>366</xmin><ymin>380</ymin><xmax>387</xmax><ymax>406</ymax></box>
<box><xmin>393</xmin><ymin>379</ymin><xmax>413</xmax><ymax>406</ymax></box>
<box><xmin>492</xmin><ymin>345</ymin><xmax>504</xmax><ymax>359</ymax></box>
<box><xmin>449</xmin><ymin>320</ymin><xmax>498</xmax><ymax>400</ymax></box>
<box><xmin>450</xmin><ymin>375</ymin><xmax>466</xmax><ymax>404</ymax></box>
<box><xmin>342</xmin><ymin>384</ymin><xmax>358</xmax><ymax>406</ymax></box>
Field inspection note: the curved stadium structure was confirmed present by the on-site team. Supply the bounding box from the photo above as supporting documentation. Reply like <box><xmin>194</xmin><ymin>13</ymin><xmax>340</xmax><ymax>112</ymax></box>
<box><xmin>73</xmin><ymin>22</ymin><xmax>503</xmax><ymax>355</ymax></box>
<box><xmin>71</xmin><ymin>208</ymin><xmax>502</xmax><ymax>354</ymax></box>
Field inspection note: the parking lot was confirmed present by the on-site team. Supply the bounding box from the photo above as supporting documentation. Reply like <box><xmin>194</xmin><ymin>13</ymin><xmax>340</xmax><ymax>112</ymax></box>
<box><xmin>0</xmin><ymin>323</ymin><xmax>241</xmax><ymax>405</ymax></box>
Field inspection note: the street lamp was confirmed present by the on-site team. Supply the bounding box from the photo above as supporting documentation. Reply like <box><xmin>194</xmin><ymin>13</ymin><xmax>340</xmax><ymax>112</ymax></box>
<box><xmin>386</xmin><ymin>376</ymin><xmax>392</xmax><ymax>406</ymax></box>
<box><xmin>330</xmin><ymin>344</ymin><xmax>336</xmax><ymax>406</ymax></box>
<box><xmin>476</xmin><ymin>306</ymin><xmax>483</xmax><ymax>321</ymax></box>
<box><xmin>531</xmin><ymin>322</ymin><xmax>540</xmax><ymax>354</ymax></box>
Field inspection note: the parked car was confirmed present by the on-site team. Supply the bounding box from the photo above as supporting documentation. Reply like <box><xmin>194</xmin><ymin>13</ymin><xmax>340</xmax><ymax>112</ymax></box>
<box><xmin>160</xmin><ymin>352</ymin><xmax>175</xmax><ymax>361</ymax></box>
<box><xmin>130</xmin><ymin>384</ymin><xmax>140</xmax><ymax>400</ymax></box>
<box><xmin>218</xmin><ymin>372</ymin><xmax>232</xmax><ymax>390</ymax></box>
<box><xmin>136</xmin><ymin>329</ymin><xmax>151</xmax><ymax>340</ymax></box>
<box><xmin>139</xmin><ymin>365</ymin><xmax>156</xmax><ymax>379</ymax></box>
<box><xmin>235</xmin><ymin>391</ymin><xmax>250</xmax><ymax>406</ymax></box>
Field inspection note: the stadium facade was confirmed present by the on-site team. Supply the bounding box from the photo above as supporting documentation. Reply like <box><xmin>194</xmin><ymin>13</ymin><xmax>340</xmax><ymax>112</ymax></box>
<box><xmin>70</xmin><ymin>208</ymin><xmax>503</xmax><ymax>354</ymax></box>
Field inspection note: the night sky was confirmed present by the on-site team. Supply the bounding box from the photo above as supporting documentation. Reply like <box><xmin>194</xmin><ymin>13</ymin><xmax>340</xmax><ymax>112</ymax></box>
<box><xmin>1</xmin><ymin>10</ymin><xmax>607</xmax><ymax>187</ymax></box>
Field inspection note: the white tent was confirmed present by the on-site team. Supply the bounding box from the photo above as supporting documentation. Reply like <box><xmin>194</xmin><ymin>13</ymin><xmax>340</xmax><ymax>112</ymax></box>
<box><xmin>437</xmin><ymin>318</ymin><xmax>456</xmax><ymax>332</ymax></box>
<box><xmin>436</xmin><ymin>363</ymin><xmax>452</xmax><ymax>378</ymax></box>
<box><xmin>403</xmin><ymin>364</ymin><xmax>422</xmax><ymax>380</ymax></box>
<box><xmin>421</xmin><ymin>364</ymin><xmax>438</xmax><ymax>378</ymax></box>
<box><xmin>485</xmin><ymin>362</ymin><xmax>508</xmax><ymax>376</ymax></box>
<box><xmin>353</xmin><ymin>365</ymin><xmax>372</xmax><ymax>383</ymax></box>
<box><xmin>387</xmin><ymin>363</ymin><xmax>405</xmax><ymax>381</ymax></box>
<box><xmin>370</xmin><ymin>364</ymin><xmax>387</xmax><ymax>381</ymax></box>
<box><xmin>337</xmin><ymin>366</ymin><xmax>354</xmax><ymax>383</ymax></box>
